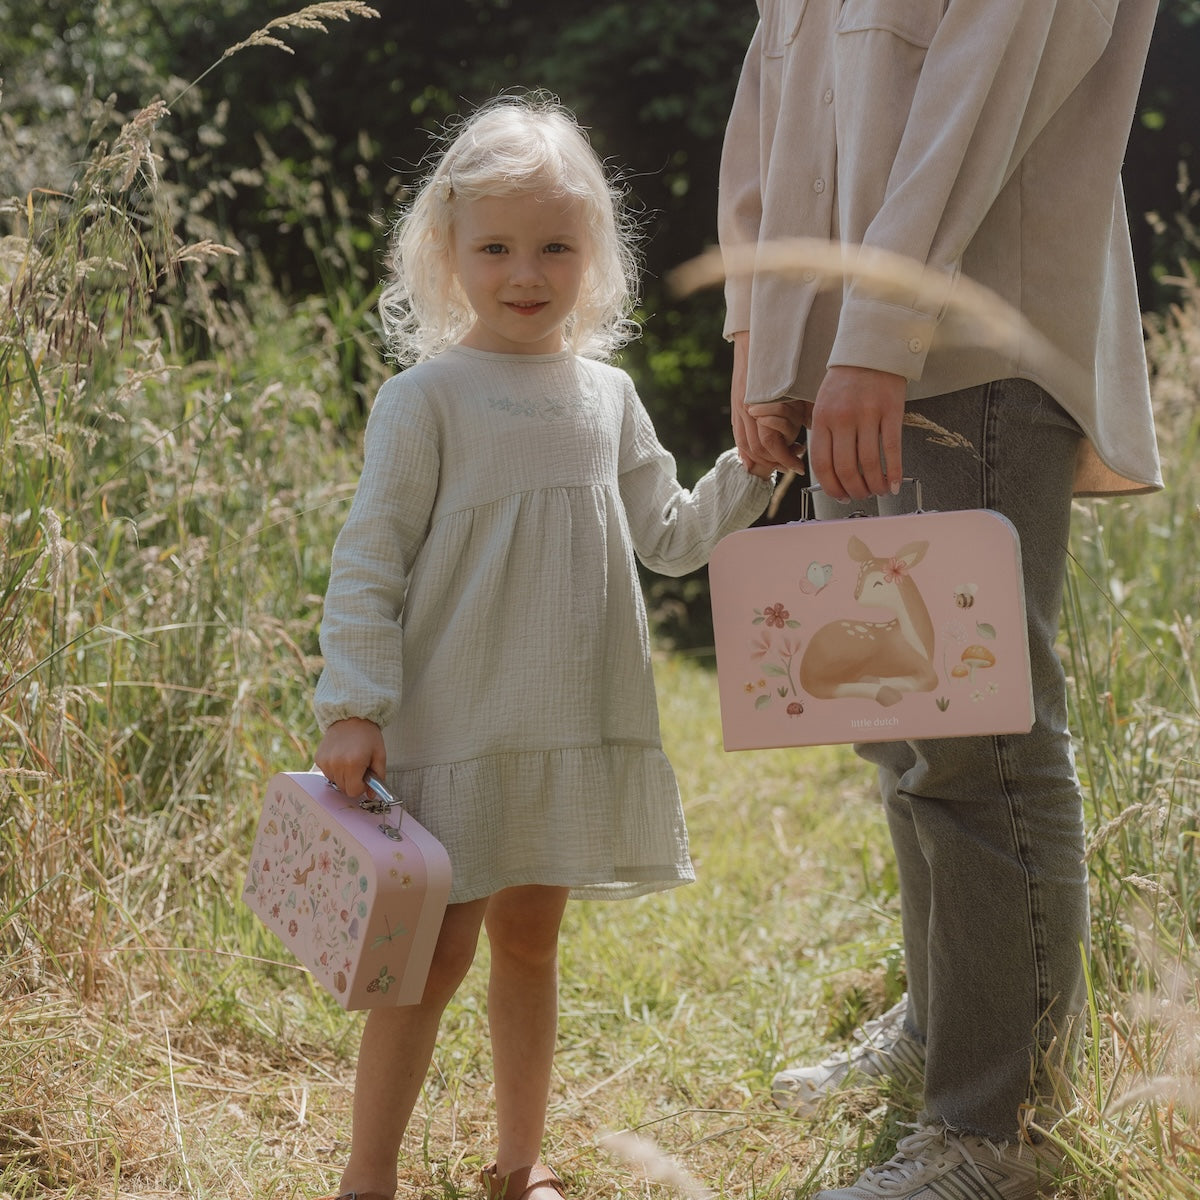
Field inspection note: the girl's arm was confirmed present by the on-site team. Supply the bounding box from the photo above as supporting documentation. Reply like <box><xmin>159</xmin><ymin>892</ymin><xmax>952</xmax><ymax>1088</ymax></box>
<box><xmin>618</xmin><ymin>380</ymin><xmax>773</xmax><ymax>578</ymax></box>
<box><xmin>313</xmin><ymin>379</ymin><xmax>439</xmax><ymax>767</ymax></box>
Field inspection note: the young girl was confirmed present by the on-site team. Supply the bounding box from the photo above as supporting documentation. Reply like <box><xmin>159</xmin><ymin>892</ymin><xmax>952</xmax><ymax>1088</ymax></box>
<box><xmin>312</xmin><ymin>96</ymin><xmax>773</xmax><ymax>1200</ymax></box>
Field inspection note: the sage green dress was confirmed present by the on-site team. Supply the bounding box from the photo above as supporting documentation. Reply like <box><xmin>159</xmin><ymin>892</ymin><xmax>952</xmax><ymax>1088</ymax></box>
<box><xmin>314</xmin><ymin>346</ymin><xmax>772</xmax><ymax>903</ymax></box>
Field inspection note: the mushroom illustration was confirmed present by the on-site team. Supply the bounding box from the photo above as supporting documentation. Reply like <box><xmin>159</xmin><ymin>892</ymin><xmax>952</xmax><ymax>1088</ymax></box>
<box><xmin>960</xmin><ymin>644</ymin><xmax>996</xmax><ymax>681</ymax></box>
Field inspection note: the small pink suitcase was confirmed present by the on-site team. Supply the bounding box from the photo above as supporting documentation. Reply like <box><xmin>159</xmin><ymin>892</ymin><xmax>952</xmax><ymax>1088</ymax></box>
<box><xmin>709</xmin><ymin>507</ymin><xmax>1033</xmax><ymax>750</ymax></box>
<box><xmin>243</xmin><ymin>771</ymin><xmax>452</xmax><ymax>1008</ymax></box>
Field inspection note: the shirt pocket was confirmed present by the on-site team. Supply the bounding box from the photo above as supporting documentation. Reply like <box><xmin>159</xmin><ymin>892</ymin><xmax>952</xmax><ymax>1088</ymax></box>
<box><xmin>761</xmin><ymin>0</ymin><xmax>811</xmax><ymax>58</ymax></box>
<box><xmin>836</xmin><ymin>0</ymin><xmax>945</xmax><ymax>48</ymax></box>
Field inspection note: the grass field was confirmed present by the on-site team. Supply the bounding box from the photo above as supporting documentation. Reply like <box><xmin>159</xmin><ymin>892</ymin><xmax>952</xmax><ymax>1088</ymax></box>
<box><xmin>2</xmin><ymin>11</ymin><xmax>1199</xmax><ymax>1197</ymax></box>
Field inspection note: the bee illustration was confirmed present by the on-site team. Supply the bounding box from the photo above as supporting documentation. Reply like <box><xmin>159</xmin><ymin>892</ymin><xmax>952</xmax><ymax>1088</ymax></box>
<box><xmin>953</xmin><ymin>583</ymin><xmax>978</xmax><ymax>609</ymax></box>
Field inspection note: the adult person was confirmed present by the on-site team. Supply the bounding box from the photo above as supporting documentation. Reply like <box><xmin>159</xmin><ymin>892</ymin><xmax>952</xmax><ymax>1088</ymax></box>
<box><xmin>718</xmin><ymin>2</ymin><xmax>1161</xmax><ymax>1198</ymax></box>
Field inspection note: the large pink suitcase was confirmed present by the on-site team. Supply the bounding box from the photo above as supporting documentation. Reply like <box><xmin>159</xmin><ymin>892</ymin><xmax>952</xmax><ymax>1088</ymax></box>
<box><xmin>243</xmin><ymin>771</ymin><xmax>452</xmax><ymax>1008</ymax></box>
<box><xmin>709</xmin><ymin>507</ymin><xmax>1033</xmax><ymax>750</ymax></box>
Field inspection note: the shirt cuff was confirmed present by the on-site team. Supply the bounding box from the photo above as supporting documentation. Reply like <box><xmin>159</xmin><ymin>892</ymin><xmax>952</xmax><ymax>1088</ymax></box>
<box><xmin>829</xmin><ymin>297</ymin><xmax>938</xmax><ymax>381</ymax></box>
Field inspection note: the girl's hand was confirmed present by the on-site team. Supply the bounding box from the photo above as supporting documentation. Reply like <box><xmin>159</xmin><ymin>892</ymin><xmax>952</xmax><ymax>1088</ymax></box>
<box><xmin>315</xmin><ymin>717</ymin><xmax>386</xmax><ymax>799</ymax></box>
<box><xmin>745</xmin><ymin>457</ymin><xmax>776</xmax><ymax>480</ymax></box>
<box><xmin>730</xmin><ymin>330</ymin><xmax>806</xmax><ymax>476</ymax></box>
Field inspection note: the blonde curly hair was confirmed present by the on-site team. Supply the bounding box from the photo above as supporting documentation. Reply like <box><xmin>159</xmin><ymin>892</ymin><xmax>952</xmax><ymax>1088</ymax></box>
<box><xmin>379</xmin><ymin>95</ymin><xmax>641</xmax><ymax>364</ymax></box>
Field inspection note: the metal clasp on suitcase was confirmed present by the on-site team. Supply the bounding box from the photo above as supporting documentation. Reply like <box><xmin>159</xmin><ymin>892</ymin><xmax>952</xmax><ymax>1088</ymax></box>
<box><xmin>356</xmin><ymin>772</ymin><xmax>408</xmax><ymax>842</ymax></box>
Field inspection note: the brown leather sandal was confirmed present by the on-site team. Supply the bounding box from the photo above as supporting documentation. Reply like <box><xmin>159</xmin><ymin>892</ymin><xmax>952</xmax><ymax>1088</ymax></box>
<box><xmin>480</xmin><ymin>1162</ymin><xmax>566</xmax><ymax>1200</ymax></box>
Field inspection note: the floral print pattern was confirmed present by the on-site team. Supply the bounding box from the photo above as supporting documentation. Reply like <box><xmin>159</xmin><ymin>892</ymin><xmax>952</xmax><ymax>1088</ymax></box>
<box><xmin>244</xmin><ymin>783</ymin><xmax>414</xmax><ymax>1000</ymax></box>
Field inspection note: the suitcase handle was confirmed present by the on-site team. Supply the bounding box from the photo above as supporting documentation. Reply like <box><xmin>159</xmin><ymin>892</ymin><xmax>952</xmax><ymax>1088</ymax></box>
<box><xmin>360</xmin><ymin>771</ymin><xmax>404</xmax><ymax>816</ymax></box>
<box><xmin>320</xmin><ymin>770</ymin><xmax>406</xmax><ymax>835</ymax></box>
<box><xmin>801</xmin><ymin>478</ymin><xmax>924</xmax><ymax>521</ymax></box>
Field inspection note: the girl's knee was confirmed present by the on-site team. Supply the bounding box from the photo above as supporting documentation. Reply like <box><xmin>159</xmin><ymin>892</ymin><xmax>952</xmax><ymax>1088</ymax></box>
<box><xmin>420</xmin><ymin>900</ymin><xmax>486</xmax><ymax>1003</ymax></box>
<box><xmin>422</xmin><ymin>937</ymin><xmax>477</xmax><ymax>1002</ymax></box>
<box><xmin>485</xmin><ymin>886</ymin><xmax>569</xmax><ymax>967</ymax></box>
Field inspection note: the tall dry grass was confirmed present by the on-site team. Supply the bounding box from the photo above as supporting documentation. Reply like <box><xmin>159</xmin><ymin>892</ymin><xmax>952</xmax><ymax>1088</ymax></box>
<box><xmin>2</xmin><ymin>8</ymin><xmax>1199</xmax><ymax>1198</ymax></box>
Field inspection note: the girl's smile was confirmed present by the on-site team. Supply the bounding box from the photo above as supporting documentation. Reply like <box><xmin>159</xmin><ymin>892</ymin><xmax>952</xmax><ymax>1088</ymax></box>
<box><xmin>452</xmin><ymin>190</ymin><xmax>588</xmax><ymax>356</ymax></box>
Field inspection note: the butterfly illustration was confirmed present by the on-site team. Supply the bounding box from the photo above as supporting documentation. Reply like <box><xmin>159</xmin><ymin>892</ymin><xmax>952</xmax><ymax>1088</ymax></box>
<box><xmin>799</xmin><ymin>562</ymin><xmax>833</xmax><ymax>594</ymax></box>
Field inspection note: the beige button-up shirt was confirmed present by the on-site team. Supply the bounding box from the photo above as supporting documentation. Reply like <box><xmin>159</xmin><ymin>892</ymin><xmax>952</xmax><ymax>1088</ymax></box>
<box><xmin>719</xmin><ymin>0</ymin><xmax>1162</xmax><ymax>496</ymax></box>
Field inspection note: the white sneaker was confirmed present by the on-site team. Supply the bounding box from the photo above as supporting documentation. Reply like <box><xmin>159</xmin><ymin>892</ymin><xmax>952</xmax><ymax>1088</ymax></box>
<box><xmin>771</xmin><ymin>996</ymin><xmax>925</xmax><ymax>1114</ymax></box>
<box><xmin>814</xmin><ymin>1123</ymin><xmax>1062</xmax><ymax>1199</ymax></box>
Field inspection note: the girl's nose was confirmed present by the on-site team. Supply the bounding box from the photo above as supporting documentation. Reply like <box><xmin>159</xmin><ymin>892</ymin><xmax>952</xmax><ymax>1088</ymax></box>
<box><xmin>508</xmin><ymin>254</ymin><xmax>544</xmax><ymax>286</ymax></box>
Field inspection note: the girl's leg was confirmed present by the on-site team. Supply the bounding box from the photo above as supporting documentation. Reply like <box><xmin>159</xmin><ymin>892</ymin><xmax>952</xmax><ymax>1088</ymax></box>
<box><xmin>337</xmin><ymin>897</ymin><xmax>489</xmax><ymax>1198</ymax></box>
<box><xmin>483</xmin><ymin>884</ymin><xmax>571</xmax><ymax>1184</ymax></box>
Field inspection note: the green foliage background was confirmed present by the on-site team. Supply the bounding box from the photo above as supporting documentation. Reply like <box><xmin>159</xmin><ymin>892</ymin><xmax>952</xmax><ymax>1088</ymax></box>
<box><xmin>5</xmin><ymin>0</ymin><xmax>1198</xmax><ymax>443</ymax></box>
<box><xmin>1</xmin><ymin>6</ymin><xmax>1198</xmax><ymax>1198</ymax></box>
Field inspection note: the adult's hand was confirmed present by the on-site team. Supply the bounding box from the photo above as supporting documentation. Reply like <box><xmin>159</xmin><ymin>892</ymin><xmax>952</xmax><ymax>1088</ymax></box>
<box><xmin>730</xmin><ymin>330</ymin><xmax>807</xmax><ymax>475</ymax></box>
<box><xmin>808</xmin><ymin>365</ymin><xmax>906</xmax><ymax>500</ymax></box>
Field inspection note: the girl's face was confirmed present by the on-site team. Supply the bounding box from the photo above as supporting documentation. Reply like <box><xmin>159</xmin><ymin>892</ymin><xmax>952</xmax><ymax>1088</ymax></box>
<box><xmin>451</xmin><ymin>189</ymin><xmax>589</xmax><ymax>356</ymax></box>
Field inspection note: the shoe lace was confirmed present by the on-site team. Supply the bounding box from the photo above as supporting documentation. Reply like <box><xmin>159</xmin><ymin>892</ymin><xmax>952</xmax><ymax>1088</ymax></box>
<box><xmin>812</xmin><ymin>998</ymin><xmax>910</xmax><ymax>1071</ymax></box>
<box><xmin>860</xmin><ymin>1125</ymin><xmax>1004</xmax><ymax>1191</ymax></box>
<box><xmin>850</xmin><ymin>997</ymin><xmax>908</xmax><ymax>1049</ymax></box>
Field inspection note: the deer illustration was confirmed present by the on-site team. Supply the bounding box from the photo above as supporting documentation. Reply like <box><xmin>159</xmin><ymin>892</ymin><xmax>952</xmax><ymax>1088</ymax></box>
<box><xmin>798</xmin><ymin>536</ymin><xmax>938</xmax><ymax>707</ymax></box>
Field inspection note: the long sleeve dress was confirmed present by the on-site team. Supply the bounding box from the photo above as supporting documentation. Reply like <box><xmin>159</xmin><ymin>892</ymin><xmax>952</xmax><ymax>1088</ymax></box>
<box><xmin>314</xmin><ymin>346</ymin><xmax>774</xmax><ymax>903</ymax></box>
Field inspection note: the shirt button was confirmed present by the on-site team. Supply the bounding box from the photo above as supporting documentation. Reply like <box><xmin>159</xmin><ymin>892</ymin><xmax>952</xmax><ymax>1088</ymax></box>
<box><xmin>813</xmin><ymin>178</ymin><xmax>826</xmax><ymax>194</ymax></box>
<box><xmin>803</xmin><ymin>271</ymin><xmax>817</xmax><ymax>283</ymax></box>
<box><xmin>824</xmin><ymin>89</ymin><xmax>834</xmax><ymax>104</ymax></box>
<box><xmin>908</xmin><ymin>337</ymin><xmax>924</xmax><ymax>353</ymax></box>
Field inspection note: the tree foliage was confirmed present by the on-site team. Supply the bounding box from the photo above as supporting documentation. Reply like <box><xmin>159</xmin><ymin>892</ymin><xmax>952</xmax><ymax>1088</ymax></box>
<box><xmin>3</xmin><ymin>0</ymin><xmax>1197</xmax><ymax>420</ymax></box>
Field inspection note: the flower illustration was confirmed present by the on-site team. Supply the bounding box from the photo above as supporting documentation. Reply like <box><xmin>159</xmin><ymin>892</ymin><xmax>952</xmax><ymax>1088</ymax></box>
<box><xmin>749</xmin><ymin>627</ymin><xmax>804</xmax><ymax>703</ymax></box>
<box><xmin>763</xmin><ymin>602</ymin><xmax>790</xmax><ymax>628</ymax></box>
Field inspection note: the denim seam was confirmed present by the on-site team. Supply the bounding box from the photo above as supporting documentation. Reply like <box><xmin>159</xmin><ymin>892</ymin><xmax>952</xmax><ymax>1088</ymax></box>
<box><xmin>982</xmin><ymin>382</ymin><xmax>1058</xmax><ymax>1053</ymax></box>
<box><xmin>993</xmin><ymin>731</ymin><xmax>1054</xmax><ymax>1051</ymax></box>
